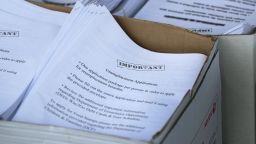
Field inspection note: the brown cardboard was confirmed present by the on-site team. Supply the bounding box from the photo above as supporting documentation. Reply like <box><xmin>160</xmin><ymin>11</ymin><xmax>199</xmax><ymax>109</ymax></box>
<box><xmin>115</xmin><ymin>17</ymin><xmax>215</xmax><ymax>55</ymax></box>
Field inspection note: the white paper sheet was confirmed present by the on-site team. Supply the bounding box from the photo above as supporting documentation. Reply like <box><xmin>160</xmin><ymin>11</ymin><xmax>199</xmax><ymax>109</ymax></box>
<box><xmin>0</xmin><ymin>0</ymin><xmax>65</xmax><ymax>119</ymax></box>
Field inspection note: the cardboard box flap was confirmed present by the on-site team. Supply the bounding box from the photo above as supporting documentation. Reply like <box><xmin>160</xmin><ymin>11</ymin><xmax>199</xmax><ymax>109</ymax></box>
<box><xmin>115</xmin><ymin>16</ymin><xmax>215</xmax><ymax>55</ymax></box>
<box><xmin>191</xmin><ymin>41</ymin><xmax>219</xmax><ymax>97</ymax></box>
<box><xmin>151</xmin><ymin>90</ymin><xmax>192</xmax><ymax>143</ymax></box>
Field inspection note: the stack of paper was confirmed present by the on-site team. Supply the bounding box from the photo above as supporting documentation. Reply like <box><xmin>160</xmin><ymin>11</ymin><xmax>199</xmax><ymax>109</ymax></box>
<box><xmin>0</xmin><ymin>0</ymin><xmax>67</xmax><ymax>119</ymax></box>
<box><xmin>135</xmin><ymin>0</ymin><xmax>256</xmax><ymax>35</ymax></box>
<box><xmin>1</xmin><ymin>0</ymin><xmax>208</xmax><ymax>141</ymax></box>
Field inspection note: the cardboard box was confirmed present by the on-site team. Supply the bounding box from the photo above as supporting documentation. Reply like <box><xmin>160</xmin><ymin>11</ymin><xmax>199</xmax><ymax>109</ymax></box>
<box><xmin>0</xmin><ymin>3</ymin><xmax>222</xmax><ymax>144</ymax></box>
<box><xmin>219</xmin><ymin>35</ymin><xmax>255</xmax><ymax>144</ymax></box>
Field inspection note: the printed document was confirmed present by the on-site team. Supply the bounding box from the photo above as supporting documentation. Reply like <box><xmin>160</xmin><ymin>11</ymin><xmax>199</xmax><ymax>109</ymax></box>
<box><xmin>13</xmin><ymin>1</ymin><xmax>206</xmax><ymax>141</ymax></box>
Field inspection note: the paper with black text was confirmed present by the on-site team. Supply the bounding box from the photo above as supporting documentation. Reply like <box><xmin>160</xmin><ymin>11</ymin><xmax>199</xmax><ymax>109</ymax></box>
<box><xmin>135</xmin><ymin>0</ymin><xmax>256</xmax><ymax>35</ymax></box>
<box><xmin>13</xmin><ymin>1</ymin><xmax>206</xmax><ymax>141</ymax></box>
<box><xmin>0</xmin><ymin>1</ymin><xmax>64</xmax><ymax>119</ymax></box>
